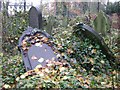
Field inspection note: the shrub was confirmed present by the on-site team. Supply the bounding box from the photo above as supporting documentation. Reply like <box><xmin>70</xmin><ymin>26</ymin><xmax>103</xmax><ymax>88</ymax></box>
<box><xmin>2</xmin><ymin>11</ymin><xmax>29</xmax><ymax>55</ymax></box>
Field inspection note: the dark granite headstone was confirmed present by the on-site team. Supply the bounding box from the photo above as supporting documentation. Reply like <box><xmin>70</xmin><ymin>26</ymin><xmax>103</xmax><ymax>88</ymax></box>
<box><xmin>29</xmin><ymin>6</ymin><xmax>42</xmax><ymax>29</ymax></box>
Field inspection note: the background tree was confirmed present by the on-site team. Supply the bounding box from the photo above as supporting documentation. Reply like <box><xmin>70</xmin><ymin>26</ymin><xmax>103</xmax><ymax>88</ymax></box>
<box><xmin>0</xmin><ymin>1</ymin><xmax>1</xmax><ymax>11</ymax></box>
<box><xmin>105</xmin><ymin>1</ymin><xmax>120</xmax><ymax>29</ymax></box>
<box><xmin>82</xmin><ymin>2</ymin><xmax>88</xmax><ymax>14</ymax></box>
<box><xmin>105</xmin><ymin>1</ymin><xmax>120</xmax><ymax>15</ymax></box>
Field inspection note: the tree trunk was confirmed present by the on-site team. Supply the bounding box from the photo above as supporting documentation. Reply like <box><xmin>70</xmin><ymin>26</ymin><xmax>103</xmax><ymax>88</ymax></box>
<box><xmin>55</xmin><ymin>2</ymin><xmax>58</xmax><ymax>15</ymax></box>
<box><xmin>62</xmin><ymin>2</ymin><xmax>67</xmax><ymax>17</ymax></box>
<box><xmin>24</xmin><ymin>0</ymin><xmax>26</xmax><ymax>12</ymax></box>
<box><xmin>0</xmin><ymin>1</ymin><xmax>1</xmax><ymax>11</ymax></box>
<box><xmin>98</xmin><ymin>2</ymin><xmax>100</xmax><ymax>12</ymax></box>
<box><xmin>117</xmin><ymin>14</ymin><xmax>120</xmax><ymax>29</ymax></box>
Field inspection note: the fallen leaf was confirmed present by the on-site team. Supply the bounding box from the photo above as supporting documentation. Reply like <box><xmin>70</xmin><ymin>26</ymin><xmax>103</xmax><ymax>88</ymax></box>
<box><xmin>59</xmin><ymin>67</ymin><xmax>66</xmax><ymax>72</ymax></box>
<box><xmin>3</xmin><ymin>84</ymin><xmax>11</xmax><ymax>89</ymax></box>
<box><xmin>20</xmin><ymin>74</ymin><xmax>26</xmax><ymax>79</ymax></box>
<box><xmin>35</xmin><ymin>64</ymin><xmax>42</xmax><ymax>68</ymax></box>
<box><xmin>31</xmin><ymin>55</ymin><xmax>38</xmax><ymax>60</ymax></box>
<box><xmin>38</xmin><ymin>58</ymin><xmax>44</xmax><ymax>63</ymax></box>
<box><xmin>91</xmin><ymin>49</ymin><xmax>97</xmax><ymax>54</ymax></box>
<box><xmin>16</xmin><ymin>77</ymin><xmax>20</xmax><ymax>81</ymax></box>
<box><xmin>41</xmin><ymin>37</ymin><xmax>48</xmax><ymax>42</ymax></box>
<box><xmin>35</xmin><ymin>43</ymin><xmax>42</xmax><ymax>47</ymax></box>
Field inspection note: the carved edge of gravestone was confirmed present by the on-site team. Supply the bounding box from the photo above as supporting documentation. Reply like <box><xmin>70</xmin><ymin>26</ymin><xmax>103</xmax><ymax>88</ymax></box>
<box><xmin>18</xmin><ymin>27</ymin><xmax>51</xmax><ymax>48</ymax></box>
<box><xmin>18</xmin><ymin>27</ymin><xmax>32</xmax><ymax>71</ymax></box>
<box><xmin>75</xmin><ymin>23</ymin><xmax>115</xmax><ymax>62</ymax></box>
<box><xmin>18</xmin><ymin>27</ymin><xmax>52</xmax><ymax>52</ymax></box>
<box><xmin>29</xmin><ymin>6</ymin><xmax>42</xmax><ymax>29</ymax></box>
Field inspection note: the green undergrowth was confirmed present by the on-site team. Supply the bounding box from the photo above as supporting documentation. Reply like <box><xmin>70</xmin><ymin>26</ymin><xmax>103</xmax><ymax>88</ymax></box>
<box><xmin>2</xmin><ymin>14</ymin><xmax>120</xmax><ymax>88</ymax></box>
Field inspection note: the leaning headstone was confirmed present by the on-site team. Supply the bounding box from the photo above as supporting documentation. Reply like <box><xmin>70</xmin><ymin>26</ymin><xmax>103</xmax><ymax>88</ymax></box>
<box><xmin>29</xmin><ymin>6</ymin><xmax>42</xmax><ymax>29</ymax></box>
<box><xmin>73</xmin><ymin>23</ymin><xmax>115</xmax><ymax>66</ymax></box>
